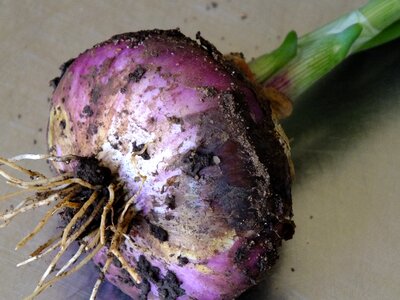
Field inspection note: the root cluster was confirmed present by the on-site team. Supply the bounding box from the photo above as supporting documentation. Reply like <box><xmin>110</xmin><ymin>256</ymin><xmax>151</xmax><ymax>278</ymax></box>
<box><xmin>0</xmin><ymin>154</ymin><xmax>144</xmax><ymax>299</ymax></box>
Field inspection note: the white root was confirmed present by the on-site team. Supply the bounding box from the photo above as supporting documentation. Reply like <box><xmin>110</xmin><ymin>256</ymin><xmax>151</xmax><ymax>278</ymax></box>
<box><xmin>16</xmin><ymin>188</ymin><xmax>79</xmax><ymax>249</ymax></box>
<box><xmin>1</xmin><ymin>183</ymin><xmax>79</xmax><ymax>230</ymax></box>
<box><xmin>89</xmin><ymin>273</ymin><xmax>105</xmax><ymax>300</ymax></box>
<box><xmin>122</xmin><ymin>233</ymin><xmax>137</xmax><ymax>251</ymax></box>
<box><xmin>30</xmin><ymin>232</ymin><xmax>63</xmax><ymax>258</ymax></box>
<box><xmin>0</xmin><ymin>169</ymin><xmax>68</xmax><ymax>187</ymax></box>
<box><xmin>0</xmin><ymin>156</ymin><xmax>94</xmax><ymax>190</ymax></box>
<box><xmin>39</xmin><ymin>177</ymin><xmax>95</xmax><ymax>190</ymax></box>
<box><xmin>61</xmin><ymin>191</ymin><xmax>99</xmax><ymax>248</ymax></box>
<box><xmin>10</xmin><ymin>153</ymin><xmax>77</xmax><ymax>162</ymax></box>
<box><xmin>0</xmin><ymin>156</ymin><xmax>46</xmax><ymax>179</ymax></box>
<box><xmin>63</xmin><ymin>201</ymin><xmax>82</xmax><ymax>209</ymax></box>
<box><xmin>34</xmin><ymin>196</ymin><xmax>105</xmax><ymax>290</ymax></box>
<box><xmin>0</xmin><ymin>194</ymin><xmax>59</xmax><ymax>223</ymax></box>
<box><xmin>9</xmin><ymin>154</ymin><xmax>53</xmax><ymax>161</ymax></box>
<box><xmin>85</xmin><ymin>229</ymin><xmax>101</xmax><ymax>251</ymax></box>
<box><xmin>132</xmin><ymin>143</ymin><xmax>149</xmax><ymax>157</ymax></box>
<box><xmin>111</xmin><ymin>247</ymin><xmax>141</xmax><ymax>283</ymax></box>
<box><xmin>56</xmin><ymin>243</ymin><xmax>86</xmax><ymax>276</ymax></box>
<box><xmin>120</xmin><ymin>175</ymin><xmax>145</xmax><ymax>221</ymax></box>
<box><xmin>24</xmin><ymin>243</ymin><xmax>103</xmax><ymax>300</ymax></box>
<box><xmin>96</xmin><ymin>206</ymin><xmax>141</xmax><ymax>293</ymax></box>
<box><xmin>100</xmin><ymin>184</ymin><xmax>115</xmax><ymax>245</ymax></box>
<box><xmin>17</xmin><ymin>237</ymin><xmax>62</xmax><ymax>267</ymax></box>
<box><xmin>4</xmin><ymin>175</ymin><xmax>94</xmax><ymax>191</ymax></box>
<box><xmin>0</xmin><ymin>197</ymin><xmax>31</xmax><ymax>228</ymax></box>
<box><xmin>9</xmin><ymin>174</ymin><xmax>74</xmax><ymax>187</ymax></box>
<box><xmin>97</xmin><ymin>180</ymin><xmax>143</xmax><ymax>285</ymax></box>
<box><xmin>36</xmin><ymin>247</ymin><xmax>65</xmax><ymax>290</ymax></box>
<box><xmin>0</xmin><ymin>153</ymin><xmax>147</xmax><ymax>298</ymax></box>
<box><xmin>108</xmin><ymin>207</ymin><xmax>141</xmax><ymax>284</ymax></box>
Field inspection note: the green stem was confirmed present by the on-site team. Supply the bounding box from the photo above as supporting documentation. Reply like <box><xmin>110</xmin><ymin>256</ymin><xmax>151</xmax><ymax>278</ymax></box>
<box><xmin>356</xmin><ymin>19</ymin><xmax>400</xmax><ymax>52</ymax></box>
<box><xmin>249</xmin><ymin>0</ymin><xmax>400</xmax><ymax>101</ymax></box>
<box><xmin>248</xmin><ymin>31</ymin><xmax>298</xmax><ymax>83</ymax></box>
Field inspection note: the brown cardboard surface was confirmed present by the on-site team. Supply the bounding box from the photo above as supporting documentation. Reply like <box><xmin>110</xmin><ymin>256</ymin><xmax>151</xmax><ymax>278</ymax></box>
<box><xmin>1</xmin><ymin>1</ymin><xmax>400</xmax><ymax>299</ymax></box>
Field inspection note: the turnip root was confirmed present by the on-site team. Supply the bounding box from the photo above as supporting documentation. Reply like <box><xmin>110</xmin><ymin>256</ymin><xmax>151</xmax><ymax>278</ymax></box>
<box><xmin>46</xmin><ymin>29</ymin><xmax>294</xmax><ymax>300</ymax></box>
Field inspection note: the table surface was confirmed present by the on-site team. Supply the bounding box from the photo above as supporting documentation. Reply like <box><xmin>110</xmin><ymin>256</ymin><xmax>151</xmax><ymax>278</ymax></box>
<box><xmin>1</xmin><ymin>1</ymin><xmax>400</xmax><ymax>299</ymax></box>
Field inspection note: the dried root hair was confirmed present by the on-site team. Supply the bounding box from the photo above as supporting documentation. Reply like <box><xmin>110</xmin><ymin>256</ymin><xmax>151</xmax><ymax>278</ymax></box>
<box><xmin>0</xmin><ymin>154</ymin><xmax>145</xmax><ymax>299</ymax></box>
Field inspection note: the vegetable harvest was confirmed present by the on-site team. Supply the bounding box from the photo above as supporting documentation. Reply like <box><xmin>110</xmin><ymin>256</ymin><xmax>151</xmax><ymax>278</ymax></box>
<box><xmin>1</xmin><ymin>1</ymin><xmax>399</xmax><ymax>299</ymax></box>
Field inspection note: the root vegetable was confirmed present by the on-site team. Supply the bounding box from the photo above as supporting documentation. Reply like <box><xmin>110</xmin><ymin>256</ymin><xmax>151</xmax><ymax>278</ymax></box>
<box><xmin>47</xmin><ymin>29</ymin><xmax>294</xmax><ymax>300</ymax></box>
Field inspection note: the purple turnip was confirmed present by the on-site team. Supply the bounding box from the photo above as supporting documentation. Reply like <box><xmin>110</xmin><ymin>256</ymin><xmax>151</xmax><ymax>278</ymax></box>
<box><xmin>1</xmin><ymin>1</ymin><xmax>399</xmax><ymax>299</ymax></box>
<box><xmin>46</xmin><ymin>29</ymin><xmax>294</xmax><ymax>300</ymax></box>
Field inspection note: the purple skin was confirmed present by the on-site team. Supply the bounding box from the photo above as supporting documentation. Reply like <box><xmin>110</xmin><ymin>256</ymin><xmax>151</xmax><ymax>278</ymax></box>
<box><xmin>48</xmin><ymin>30</ymin><xmax>294</xmax><ymax>299</ymax></box>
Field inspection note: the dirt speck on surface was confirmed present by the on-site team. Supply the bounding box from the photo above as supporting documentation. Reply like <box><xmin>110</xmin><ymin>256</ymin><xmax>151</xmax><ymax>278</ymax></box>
<box><xmin>59</xmin><ymin>119</ymin><xmax>66</xmax><ymax>130</ymax></box>
<box><xmin>206</xmin><ymin>1</ymin><xmax>218</xmax><ymax>10</ymax></box>
<box><xmin>90</xmin><ymin>87</ymin><xmax>101</xmax><ymax>104</ymax></box>
<box><xmin>182</xmin><ymin>150</ymin><xmax>213</xmax><ymax>177</ymax></box>
<box><xmin>87</xmin><ymin>124</ymin><xmax>98</xmax><ymax>135</ymax></box>
<box><xmin>132</xmin><ymin>142</ymin><xmax>150</xmax><ymax>160</ymax></box>
<box><xmin>136</xmin><ymin>255</ymin><xmax>185</xmax><ymax>299</ymax></box>
<box><xmin>167</xmin><ymin>116</ymin><xmax>183</xmax><ymax>124</ymax></box>
<box><xmin>177</xmin><ymin>256</ymin><xmax>189</xmax><ymax>266</ymax></box>
<box><xmin>74</xmin><ymin>156</ymin><xmax>112</xmax><ymax>186</ymax></box>
<box><xmin>158</xmin><ymin>271</ymin><xmax>185</xmax><ymax>300</ymax></box>
<box><xmin>149</xmin><ymin>223</ymin><xmax>169</xmax><ymax>242</ymax></box>
<box><xmin>165</xmin><ymin>195</ymin><xmax>176</xmax><ymax>209</ymax></box>
<box><xmin>49</xmin><ymin>57</ymin><xmax>76</xmax><ymax>90</ymax></box>
<box><xmin>129</xmin><ymin>65</ymin><xmax>147</xmax><ymax>83</ymax></box>
<box><xmin>82</xmin><ymin>105</ymin><xmax>94</xmax><ymax>117</ymax></box>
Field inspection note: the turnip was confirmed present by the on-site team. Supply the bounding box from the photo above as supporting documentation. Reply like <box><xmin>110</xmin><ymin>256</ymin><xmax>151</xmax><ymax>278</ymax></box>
<box><xmin>1</xmin><ymin>1</ymin><xmax>399</xmax><ymax>299</ymax></box>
